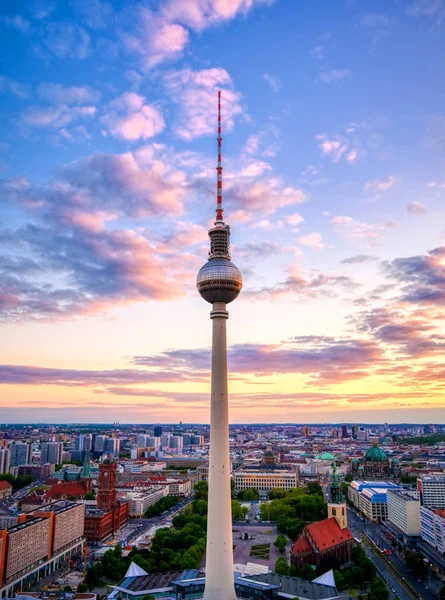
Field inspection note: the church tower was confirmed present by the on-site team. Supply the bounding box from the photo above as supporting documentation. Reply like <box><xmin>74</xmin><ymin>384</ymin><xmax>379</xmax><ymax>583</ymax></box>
<box><xmin>327</xmin><ymin>460</ymin><xmax>348</xmax><ymax>530</ymax></box>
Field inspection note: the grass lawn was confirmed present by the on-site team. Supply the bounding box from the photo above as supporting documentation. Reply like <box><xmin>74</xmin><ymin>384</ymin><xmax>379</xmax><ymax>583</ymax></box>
<box><xmin>250</xmin><ymin>544</ymin><xmax>270</xmax><ymax>559</ymax></box>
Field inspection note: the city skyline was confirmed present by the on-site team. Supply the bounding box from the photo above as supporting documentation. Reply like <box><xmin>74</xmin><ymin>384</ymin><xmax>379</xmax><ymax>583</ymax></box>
<box><xmin>1</xmin><ymin>0</ymin><xmax>445</xmax><ymax>424</ymax></box>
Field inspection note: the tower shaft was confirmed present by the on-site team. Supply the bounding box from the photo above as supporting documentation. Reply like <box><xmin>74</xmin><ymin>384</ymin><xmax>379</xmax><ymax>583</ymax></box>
<box><xmin>203</xmin><ymin>301</ymin><xmax>236</xmax><ymax>600</ymax></box>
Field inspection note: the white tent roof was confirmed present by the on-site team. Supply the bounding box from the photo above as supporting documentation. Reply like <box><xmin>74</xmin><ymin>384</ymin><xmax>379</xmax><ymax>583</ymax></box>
<box><xmin>313</xmin><ymin>569</ymin><xmax>336</xmax><ymax>588</ymax></box>
<box><xmin>125</xmin><ymin>562</ymin><xmax>148</xmax><ymax>578</ymax></box>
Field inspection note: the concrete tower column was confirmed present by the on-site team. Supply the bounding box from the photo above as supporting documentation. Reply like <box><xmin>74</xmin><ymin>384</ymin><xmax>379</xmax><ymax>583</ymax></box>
<box><xmin>203</xmin><ymin>301</ymin><xmax>236</xmax><ymax>600</ymax></box>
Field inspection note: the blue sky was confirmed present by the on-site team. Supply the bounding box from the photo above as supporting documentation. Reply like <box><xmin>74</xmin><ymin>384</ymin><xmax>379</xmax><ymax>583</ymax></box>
<box><xmin>1</xmin><ymin>0</ymin><xmax>445</xmax><ymax>423</ymax></box>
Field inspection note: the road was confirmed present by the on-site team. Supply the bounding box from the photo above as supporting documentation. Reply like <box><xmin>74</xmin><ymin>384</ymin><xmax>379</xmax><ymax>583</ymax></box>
<box><xmin>346</xmin><ymin>507</ymin><xmax>437</xmax><ymax>600</ymax></box>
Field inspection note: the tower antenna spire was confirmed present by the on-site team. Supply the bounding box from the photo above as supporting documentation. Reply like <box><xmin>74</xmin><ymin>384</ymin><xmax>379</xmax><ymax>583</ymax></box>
<box><xmin>216</xmin><ymin>90</ymin><xmax>223</xmax><ymax>223</ymax></box>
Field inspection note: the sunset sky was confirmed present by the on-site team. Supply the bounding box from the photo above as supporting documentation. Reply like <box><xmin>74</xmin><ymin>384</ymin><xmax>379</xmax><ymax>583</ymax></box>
<box><xmin>1</xmin><ymin>0</ymin><xmax>445</xmax><ymax>424</ymax></box>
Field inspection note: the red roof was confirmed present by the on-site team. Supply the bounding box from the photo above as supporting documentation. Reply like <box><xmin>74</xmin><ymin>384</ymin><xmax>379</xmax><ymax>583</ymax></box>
<box><xmin>306</xmin><ymin>517</ymin><xmax>353</xmax><ymax>551</ymax></box>
<box><xmin>0</xmin><ymin>481</ymin><xmax>12</xmax><ymax>491</ymax></box>
<box><xmin>292</xmin><ymin>534</ymin><xmax>312</xmax><ymax>554</ymax></box>
<box><xmin>45</xmin><ymin>481</ymin><xmax>88</xmax><ymax>499</ymax></box>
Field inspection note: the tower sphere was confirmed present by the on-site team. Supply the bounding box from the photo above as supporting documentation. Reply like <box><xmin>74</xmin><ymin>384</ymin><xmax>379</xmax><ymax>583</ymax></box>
<box><xmin>197</xmin><ymin>257</ymin><xmax>242</xmax><ymax>304</ymax></box>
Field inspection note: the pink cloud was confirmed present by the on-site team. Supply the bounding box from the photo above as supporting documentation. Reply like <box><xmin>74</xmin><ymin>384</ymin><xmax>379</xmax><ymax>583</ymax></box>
<box><xmin>332</xmin><ymin>215</ymin><xmax>396</xmax><ymax>241</ymax></box>
<box><xmin>161</xmin><ymin>0</ymin><xmax>273</xmax><ymax>31</ymax></box>
<box><xmin>24</xmin><ymin>105</ymin><xmax>96</xmax><ymax>129</ymax></box>
<box><xmin>121</xmin><ymin>8</ymin><xmax>188</xmax><ymax>69</ymax></box>
<box><xmin>163</xmin><ymin>68</ymin><xmax>242</xmax><ymax>139</ymax></box>
<box><xmin>298</xmin><ymin>232</ymin><xmax>324</xmax><ymax>250</ymax></box>
<box><xmin>101</xmin><ymin>92</ymin><xmax>165</xmax><ymax>141</ymax></box>
<box><xmin>37</xmin><ymin>83</ymin><xmax>100</xmax><ymax>105</ymax></box>
<box><xmin>286</xmin><ymin>213</ymin><xmax>304</xmax><ymax>226</ymax></box>
<box><xmin>316</xmin><ymin>135</ymin><xmax>348</xmax><ymax>162</ymax></box>
<box><xmin>364</xmin><ymin>175</ymin><xmax>397</xmax><ymax>193</ymax></box>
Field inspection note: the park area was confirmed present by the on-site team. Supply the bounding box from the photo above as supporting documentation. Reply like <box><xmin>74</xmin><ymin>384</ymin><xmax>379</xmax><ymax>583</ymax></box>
<box><xmin>232</xmin><ymin>524</ymin><xmax>286</xmax><ymax>571</ymax></box>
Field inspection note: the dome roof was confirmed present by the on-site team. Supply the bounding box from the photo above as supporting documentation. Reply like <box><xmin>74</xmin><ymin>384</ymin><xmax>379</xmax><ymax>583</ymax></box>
<box><xmin>320</xmin><ymin>452</ymin><xmax>335</xmax><ymax>460</ymax></box>
<box><xmin>352</xmin><ymin>457</ymin><xmax>359</xmax><ymax>463</ymax></box>
<box><xmin>365</xmin><ymin>445</ymin><xmax>387</xmax><ymax>462</ymax></box>
<box><xmin>391</xmin><ymin>458</ymin><xmax>398</xmax><ymax>464</ymax></box>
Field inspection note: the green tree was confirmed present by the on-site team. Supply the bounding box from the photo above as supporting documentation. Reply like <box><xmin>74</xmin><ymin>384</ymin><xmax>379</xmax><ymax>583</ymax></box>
<box><xmin>345</xmin><ymin>473</ymin><xmax>353</xmax><ymax>482</ymax></box>
<box><xmin>351</xmin><ymin>566</ymin><xmax>365</xmax><ymax>590</ymax></box>
<box><xmin>269</xmin><ymin>488</ymin><xmax>288</xmax><ymax>499</ymax></box>
<box><xmin>404</xmin><ymin>550</ymin><xmax>428</xmax><ymax>578</ymax></box>
<box><xmin>274</xmin><ymin>557</ymin><xmax>290</xmax><ymax>576</ymax></box>
<box><xmin>274</xmin><ymin>534</ymin><xmax>287</xmax><ymax>553</ymax></box>
<box><xmin>334</xmin><ymin>569</ymin><xmax>347</xmax><ymax>591</ymax></box>
<box><xmin>194</xmin><ymin>480</ymin><xmax>208</xmax><ymax>500</ymax></box>
<box><xmin>440</xmin><ymin>584</ymin><xmax>445</xmax><ymax>600</ymax></box>
<box><xmin>369</xmin><ymin>577</ymin><xmax>389</xmax><ymax>600</ymax></box>
<box><xmin>306</xmin><ymin>482</ymin><xmax>323</xmax><ymax>496</ymax></box>
<box><xmin>77</xmin><ymin>584</ymin><xmax>88</xmax><ymax>593</ymax></box>
<box><xmin>298</xmin><ymin>563</ymin><xmax>315</xmax><ymax>581</ymax></box>
<box><xmin>400</xmin><ymin>475</ymin><xmax>416</xmax><ymax>484</ymax></box>
<box><xmin>237</xmin><ymin>488</ymin><xmax>259</xmax><ymax>501</ymax></box>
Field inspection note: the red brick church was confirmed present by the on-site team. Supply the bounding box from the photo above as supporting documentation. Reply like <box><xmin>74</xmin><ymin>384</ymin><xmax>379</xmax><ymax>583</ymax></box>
<box><xmin>291</xmin><ymin>463</ymin><xmax>353</xmax><ymax>570</ymax></box>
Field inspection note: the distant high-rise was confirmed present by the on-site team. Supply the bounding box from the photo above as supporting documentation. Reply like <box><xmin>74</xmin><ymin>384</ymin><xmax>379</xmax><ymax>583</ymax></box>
<box><xmin>341</xmin><ymin>425</ymin><xmax>348</xmax><ymax>439</ymax></box>
<box><xmin>0</xmin><ymin>448</ymin><xmax>10</xmax><ymax>474</ymax></box>
<box><xmin>154</xmin><ymin>425</ymin><xmax>162</xmax><ymax>437</ymax></box>
<box><xmin>9</xmin><ymin>442</ymin><xmax>30</xmax><ymax>467</ymax></box>
<box><xmin>94</xmin><ymin>434</ymin><xmax>107</xmax><ymax>452</ymax></box>
<box><xmin>104</xmin><ymin>437</ymin><xmax>120</xmax><ymax>457</ymax></box>
<box><xmin>352</xmin><ymin>424</ymin><xmax>359</xmax><ymax>439</ymax></box>
<box><xmin>41</xmin><ymin>442</ymin><xmax>63</xmax><ymax>464</ymax></box>
<box><xmin>136</xmin><ymin>433</ymin><xmax>148</xmax><ymax>448</ymax></box>
<box><xmin>196</xmin><ymin>91</ymin><xmax>242</xmax><ymax>600</ymax></box>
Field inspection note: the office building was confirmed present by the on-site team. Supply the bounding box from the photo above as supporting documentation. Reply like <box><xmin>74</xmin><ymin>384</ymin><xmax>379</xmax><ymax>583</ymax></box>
<box><xmin>387</xmin><ymin>489</ymin><xmax>421</xmax><ymax>537</ymax></box>
<box><xmin>18</xmin><ymin>463</ymin><xmax>55</xmax><ymax>479</ymax></box>
<box><xmin>74</xmin><ymin>434</ymin><xmax>92</xmax><ymax>452</ymax></box>
<box><xmin>94</xmin><ymin>435</ymin><xmax>107</xmax><ymax>453</ymax></box>
<box><xmin>41</xmin><ymin>442</ymin><xmax>63</xmax><ymax>465</ymax></box>
<box><xmin>9</xmin><ymin>442</ymin><xmax>30</xmax><ymax>467</ymax></box>
<box><xmin>136</xmin><ymin>434</ymin><xmax>148</xmax><ymax>448</ymax></box>
<box><xmin>234</xmin><ymin>466</ymin><xmax>298</xmax><ymax>493</ymax></box>
<box><xmin>348</xmin><ymin>481</ymin><xmax>401</xmax><ymax>522</ymax></box>
<box><xmin>104</xmin><ymin>438</ymin><xmax>120</xmax><ymax>457</ymax></box>
<box><xmin>153</xmin><ymin>426</ymin><xmax>162</xmax><ymax>437</ymax></box>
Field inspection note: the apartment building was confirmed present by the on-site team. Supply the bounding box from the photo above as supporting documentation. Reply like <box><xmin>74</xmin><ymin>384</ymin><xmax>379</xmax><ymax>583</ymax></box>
<box><xmin>118</xmin><ymin>487</ymin><xmax>167</xmax><ymax>517</ymax></box>
<box><xmin>420</xmin><ymin>508</ymin><xmax>445</xmax><ymax>556</ymax></box>
<box><xmin>387</xmin><ymin>489</ymin><xmax>421</xmax><ymax>537</ymax></box>
<box><xmin>0</xmin><ymin>501</ymin><xmax>85</xmax><ymax>597</ymax></box>
<box><xmin>417</xmin><ymin>476</ymin><xmax>445</xmax><ymax>509</ymax></box>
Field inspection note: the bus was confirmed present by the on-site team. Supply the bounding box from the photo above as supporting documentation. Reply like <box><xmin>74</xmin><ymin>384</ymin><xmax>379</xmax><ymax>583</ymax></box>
<box><xmin>354</xmin><ymin>537</ymin><xmax>363</xmax><ymax>545</ymax></box>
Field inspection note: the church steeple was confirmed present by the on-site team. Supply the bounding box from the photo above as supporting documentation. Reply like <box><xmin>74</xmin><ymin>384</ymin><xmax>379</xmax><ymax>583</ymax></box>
<box><xmin>327</xmin><ymin>460</ymin><xmax>348</xmax><ymax>530</ymax></box>
<box><xmin>329</xmin><ymin>460</ymin><xmax>342</xmax><ymax>504</ymax></box>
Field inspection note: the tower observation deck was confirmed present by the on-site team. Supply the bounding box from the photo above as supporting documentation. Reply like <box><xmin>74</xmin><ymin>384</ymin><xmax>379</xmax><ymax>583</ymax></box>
<box><xmin>196</xmin><ymin>91</ymin><xmax>242</xmax><ymax>600</ymax></box>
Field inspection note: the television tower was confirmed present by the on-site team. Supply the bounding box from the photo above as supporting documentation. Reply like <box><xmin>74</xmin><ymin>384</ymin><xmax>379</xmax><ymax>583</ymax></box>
<box><xmin>197</xmin><ymin>90</ymin><xmax>242</xmax><ymax>600</ymax></box>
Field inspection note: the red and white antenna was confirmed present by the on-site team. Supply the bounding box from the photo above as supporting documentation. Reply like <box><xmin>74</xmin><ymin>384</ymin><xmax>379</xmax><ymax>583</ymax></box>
<box><xmin>215</xmin><ymin>90</ymin><xmax>223</xmax><ymax>223</ymax></box>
